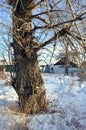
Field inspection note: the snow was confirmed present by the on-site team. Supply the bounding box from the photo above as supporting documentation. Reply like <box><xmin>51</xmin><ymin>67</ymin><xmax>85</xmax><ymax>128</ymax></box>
<box><xmin>0</xmin><ymin>73</ymin><xmax>86</xmax><ymax>130</ymax></box>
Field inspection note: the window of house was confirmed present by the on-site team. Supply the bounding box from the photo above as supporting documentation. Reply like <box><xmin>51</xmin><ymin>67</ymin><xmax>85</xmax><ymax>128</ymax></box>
<box><xmin>51</xmin><ymin>67</ymin><xmax>53</xmax><ymax>71</ymax></box>
<box><xmin>59</xmin><ymin>65</ymin><xmax>64</xmax><ymax>68</ymax></box>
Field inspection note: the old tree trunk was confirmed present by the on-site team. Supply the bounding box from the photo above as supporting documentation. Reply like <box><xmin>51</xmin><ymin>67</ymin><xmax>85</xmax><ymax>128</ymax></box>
<box><xmin>10</xmin><ymin>0</ymin><xmax>46</xmax><ymax>114</ymax></box>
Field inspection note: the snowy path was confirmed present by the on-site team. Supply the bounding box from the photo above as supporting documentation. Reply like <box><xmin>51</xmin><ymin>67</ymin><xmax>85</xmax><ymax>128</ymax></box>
<box><xmin>0</xmin><ymin>74</ymin><xmax>86</xmax><ymax>130</ymax></box>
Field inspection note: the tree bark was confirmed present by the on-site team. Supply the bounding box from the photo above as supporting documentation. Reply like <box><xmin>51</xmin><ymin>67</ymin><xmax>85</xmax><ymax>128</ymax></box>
<box><xmin>11</xmin><ymin>0</ymin><xmax>46</xmax><ymax>114</ymax></box>
<box><xmin>14</xmin><ymin>49</ymin><xmax>46</xmax><ymax>114</ymax></box>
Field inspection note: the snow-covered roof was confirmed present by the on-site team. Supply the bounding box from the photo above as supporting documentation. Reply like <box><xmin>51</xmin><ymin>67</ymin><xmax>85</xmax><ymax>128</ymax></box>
<box><xmin>54</xmin><ymin>57</ymin><xmax>78</xmax><ymax>67</ymax></box>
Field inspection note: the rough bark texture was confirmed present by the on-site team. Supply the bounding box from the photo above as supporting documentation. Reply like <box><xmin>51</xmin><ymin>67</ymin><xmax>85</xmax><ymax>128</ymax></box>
<box><xmin>10</xmin><ymin>0</ymin><xmax>46</xmax><ymax>114</ymax></box>
<box><xmin>14</xmin><ymin>50</ymin><xmax>46</xmax><ymax>114</ymax></box>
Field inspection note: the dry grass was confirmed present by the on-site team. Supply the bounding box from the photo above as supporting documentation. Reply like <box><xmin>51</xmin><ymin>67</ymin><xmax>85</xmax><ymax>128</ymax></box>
<box><xmin>10</xmin><ymin>123</ymin><xmax>28</xmax><ymax>130</ymax></box>
<box><xmin>0</xmin><ymin>72</ymin><xmax>12</xmax><ymax>86</ymax></box>
<box><xmin>0</xmin><ymin>73</ymin><xmax>5</xmax><ymax>79</ymax></box>
<box><xmin>0</xmin><ymin>72</ymin><xmax>11</xmax><ymax>86</ymax></box>
<box><xmin>5</xmin><ymin>105</ymin><xmax>29</xmax><ymax>130</ymax></box>
<box><xmin>4</xmin><ymin>80</ymin><xmax>11</xmax><ymax>86</ymax></box>
<box><xmin>8</xmin><ymin>105</ymin><xmax>22</xmax><ymax>115</ymax></box>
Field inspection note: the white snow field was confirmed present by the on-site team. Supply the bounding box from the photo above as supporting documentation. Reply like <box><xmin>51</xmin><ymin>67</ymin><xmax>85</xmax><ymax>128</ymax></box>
<box><xmin>0</xmin><ymin>73</ymin><xmax>86</xmax><ymax>130</ymax></box>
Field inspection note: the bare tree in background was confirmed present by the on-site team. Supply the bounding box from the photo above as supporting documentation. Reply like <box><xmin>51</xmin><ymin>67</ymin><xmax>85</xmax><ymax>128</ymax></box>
<box><xmin>0</xmin><ymin>0</ymin><xmax>85</xmax><ymax>114</ymax></box>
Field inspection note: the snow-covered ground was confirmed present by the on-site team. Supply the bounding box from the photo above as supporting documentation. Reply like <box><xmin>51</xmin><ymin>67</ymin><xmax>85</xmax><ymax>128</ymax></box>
<box><xmin>0</xmin><ymin>73</ymin><xmax>86</xmax><ymax>130</ymax></box>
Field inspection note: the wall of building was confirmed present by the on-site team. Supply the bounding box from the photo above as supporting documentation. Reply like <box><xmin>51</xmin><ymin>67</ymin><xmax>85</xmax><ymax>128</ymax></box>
<box><xmin>45</xmin><ymin>64</ymin><xmax>81</xmax><ymax>74</ymax></box>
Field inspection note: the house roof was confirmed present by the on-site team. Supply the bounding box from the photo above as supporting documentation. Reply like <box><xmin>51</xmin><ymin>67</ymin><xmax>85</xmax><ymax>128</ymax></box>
<box><xmin>54</xmin><ymin>57</ymin><xmax>78</xmax><ymax>67</ymax></box>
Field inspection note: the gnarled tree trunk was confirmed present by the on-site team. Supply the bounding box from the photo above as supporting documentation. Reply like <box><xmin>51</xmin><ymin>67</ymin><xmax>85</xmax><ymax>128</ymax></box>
<box><xmin>10</xmin><ymin>0</ymin><xmax>46</xmax><ymax>114</ymax></box>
